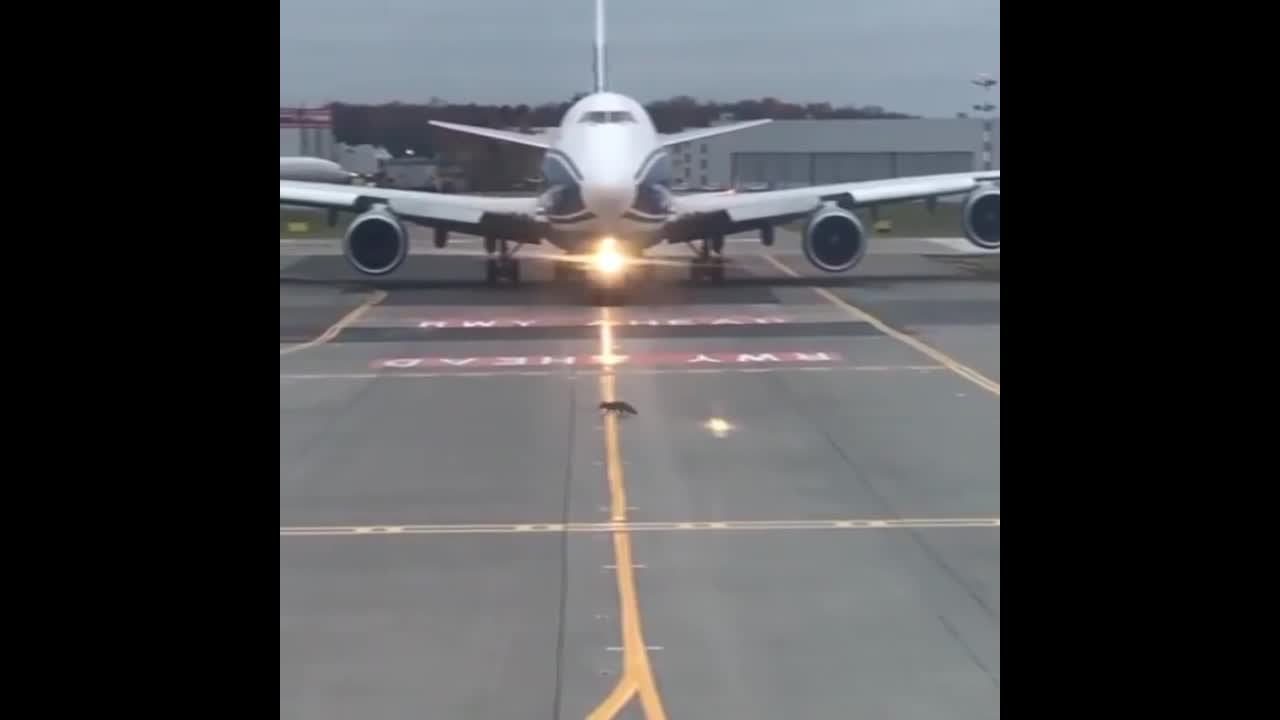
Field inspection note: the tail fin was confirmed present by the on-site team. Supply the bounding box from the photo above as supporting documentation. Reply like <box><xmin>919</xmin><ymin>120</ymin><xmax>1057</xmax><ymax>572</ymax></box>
<box><xmin>593</xmin><ymin>0</ymin><xmax>607</xmax><ymax>92</ymax></box>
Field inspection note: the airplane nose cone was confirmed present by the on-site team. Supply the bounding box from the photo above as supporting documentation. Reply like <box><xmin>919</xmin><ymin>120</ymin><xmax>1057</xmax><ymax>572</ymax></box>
<box><xmin>583</xmin><ymin>181</ymin><xmax>635</xmax><ymax>220</ymax></box>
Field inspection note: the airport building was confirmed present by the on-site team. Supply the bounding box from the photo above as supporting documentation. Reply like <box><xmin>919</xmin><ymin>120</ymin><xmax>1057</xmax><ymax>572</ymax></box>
<box><xmin>669</xmin><ymin>118</ymin><xmax>1001</xmax><ymax>190</ymax></box>
<box><xmin>280</xmin><ymin>107</ymin><xmax>337</xmax><ymax>159</ymax></box>
<box><xmin>336</xmin><ymin>144</ymin><xmax>392</xmax><ymax>176</ymax></box>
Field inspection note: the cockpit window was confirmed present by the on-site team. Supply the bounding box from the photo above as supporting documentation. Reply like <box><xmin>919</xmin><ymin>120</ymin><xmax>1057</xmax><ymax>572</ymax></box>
<box><xmin>578</xmin><ymin>111</ymin><xmax>636</xmax><ymax>124</ymax></box>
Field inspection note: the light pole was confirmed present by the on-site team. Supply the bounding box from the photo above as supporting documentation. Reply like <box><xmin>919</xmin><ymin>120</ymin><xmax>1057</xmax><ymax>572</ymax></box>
<box><xmin>972</xmin><ymin>75</ymin><xmax>997</xmax><ymax>171</ymax></box>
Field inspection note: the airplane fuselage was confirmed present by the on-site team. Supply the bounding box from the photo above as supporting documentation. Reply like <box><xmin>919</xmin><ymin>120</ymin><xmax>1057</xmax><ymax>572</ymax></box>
<box><xmin>540</xmin><ymin>92</ymin><xmax>672</xmax><ymax>254</ymax></box>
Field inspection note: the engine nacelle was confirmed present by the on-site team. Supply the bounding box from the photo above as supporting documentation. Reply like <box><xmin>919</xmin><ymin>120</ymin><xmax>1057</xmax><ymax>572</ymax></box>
<box><xmin>962</xmin><ymin>185</ymin><xmax>1000</xmax><ymax>250</ymax></box>
<box><xmin>343</xmin><ymin>206</ymin><xmax>409</xmax><ymax>276</ymax></box>
<box><xmin>801</xmin><ymin>206</ymin><xmax>867</xmax><ymax>273</ymax></box>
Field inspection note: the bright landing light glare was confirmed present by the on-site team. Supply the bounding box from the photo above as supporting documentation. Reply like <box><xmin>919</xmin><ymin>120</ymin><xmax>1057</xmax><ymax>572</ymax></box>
<box><xmin>593</xmin><ymin>237</ymin><xmax>625</xmax><ymax>274</ymax></box>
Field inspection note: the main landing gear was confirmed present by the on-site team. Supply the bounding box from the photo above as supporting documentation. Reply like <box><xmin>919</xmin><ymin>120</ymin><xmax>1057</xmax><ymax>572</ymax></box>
<box><xmin>689</xmin><ymin>235</ymin><xmax>726</xmax><ymax>283</ymax></box>
<box><xmin>483</xmin><ymin>237</ymin><xmax>521</xmax><ymax>286</ymax></box>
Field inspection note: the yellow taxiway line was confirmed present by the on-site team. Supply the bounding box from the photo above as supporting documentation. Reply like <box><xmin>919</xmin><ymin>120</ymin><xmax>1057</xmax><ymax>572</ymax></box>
<box><xmin>280</xmin><ymin>289</ymin><xmax>387</xmax><ymax>356</ymax></box>
<box><xmin>586</xmin><ymin>311</ymin><xmax>669</xmax><ymax>720</ymax></box>
<box><xmin>761</xmin><ymin>254</ymin><xmax>1000</xmax><ymax>395</ymax></box>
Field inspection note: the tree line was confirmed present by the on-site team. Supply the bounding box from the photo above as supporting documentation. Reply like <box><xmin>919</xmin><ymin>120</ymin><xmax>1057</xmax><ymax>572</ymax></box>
<box><xmin>330</xmin><ymin>95</ymin><xmax>915</xmax><ymax>155</ymax></box>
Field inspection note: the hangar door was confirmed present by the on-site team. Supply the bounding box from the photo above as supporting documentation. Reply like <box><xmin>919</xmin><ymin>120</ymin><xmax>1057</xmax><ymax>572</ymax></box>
<box><xmin>813</xmin><ymin>153</ymin><xmax>894</xmax><ymax>183</ymax></box>
<box><xmin>893</xmin><ymin>152</ymin><xmax>975</xmax><ymax>177</ymax></box>
<box><xmin>733</xmin><ymin>151</ymin><xmax>975</xmax><ymax>187</ymax></box>
<box><xmin>732</xmin><ymin>153</ymin><xmax>811</xmax><ymax>187</ymax></box>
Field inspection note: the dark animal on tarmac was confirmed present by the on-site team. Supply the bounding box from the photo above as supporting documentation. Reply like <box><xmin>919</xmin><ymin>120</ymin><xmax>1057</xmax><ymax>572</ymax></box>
<box><xmin>599</xmin><ymin>400</ymin><xmax>638</xmax><ymax>416</ymax></box>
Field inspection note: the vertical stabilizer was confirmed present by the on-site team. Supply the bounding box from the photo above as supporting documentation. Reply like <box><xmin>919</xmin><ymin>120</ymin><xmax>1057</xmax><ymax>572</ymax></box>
<box><xmin>593</xmin><ymin>0</ymin><xmax>607</xmax><ymax>92</ymax></box>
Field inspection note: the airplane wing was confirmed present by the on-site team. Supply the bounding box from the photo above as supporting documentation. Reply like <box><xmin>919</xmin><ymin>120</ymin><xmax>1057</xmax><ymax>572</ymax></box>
<box><xmin>671</xmin><ymin>170</ymin><xmax>1000</xmax><ymax>225</ymax></box>
<box><xmin>658</xmin><ymin>119</ymin><xmax>772</xmax><ymax>147</ymax></box>
<box><xmin>664</xmin><ymin>170</ymin><xmax>1001</xmax><ymax>261</ymax></box>
<box><xmin>427</xmin><ymin>120</ymin><xmax>552</xmax><ymax>149</ymax></box>
<box><xmin>280</xmin><ymin>180</ymin><xmax>543</xmax><ymax>237</ymax></box>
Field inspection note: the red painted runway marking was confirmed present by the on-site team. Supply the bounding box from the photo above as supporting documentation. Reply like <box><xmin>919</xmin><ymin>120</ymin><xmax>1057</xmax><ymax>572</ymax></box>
<box><xmin>371</xmin><ymin>351</ymin><xmax>844</xmax><ymax>370</ymax></box>
<box><xmin>414</xmin><ymin>315</ymin><xmax>791</xmax><ymax>329</ymax></box>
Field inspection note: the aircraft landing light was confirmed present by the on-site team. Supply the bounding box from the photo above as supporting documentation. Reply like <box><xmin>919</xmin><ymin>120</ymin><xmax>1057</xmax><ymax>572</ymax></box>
<box><xmin>592</xmin><ymin>236</ymin><xmax>626</xmax><ymax>274</ymax></box>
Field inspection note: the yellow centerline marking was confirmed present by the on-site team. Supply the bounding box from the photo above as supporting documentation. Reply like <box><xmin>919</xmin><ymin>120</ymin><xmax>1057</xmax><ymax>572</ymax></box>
<box><xmin>587</xmin><ymin>308</ymin><xmax>669</xmax><ymax>720</ymax></box>
<box><xmin>280</xmin><ymin>289</ymin><xmax>388</xmax><ymax>356</ymax></box>
<box><xmin>761</xmin><ymin>254</ymin><xmax>1001</xmax><ymax>395</ymax></box>
<box><xmin>278</xmin><ymin>518</ymin><xmax>1002</xmax><ymax>536</ymax></box>
<box><xmin>602</xmin><ymin>376</ymin><xmax>628</xmax><ymax>523</ymax></box>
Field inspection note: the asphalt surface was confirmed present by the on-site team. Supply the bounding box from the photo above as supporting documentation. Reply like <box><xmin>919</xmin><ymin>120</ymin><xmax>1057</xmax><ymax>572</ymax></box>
<box><xmin>280</xmin><ymin>231</ymin><xmax>1000</xmax><ymax>719</ymax></box>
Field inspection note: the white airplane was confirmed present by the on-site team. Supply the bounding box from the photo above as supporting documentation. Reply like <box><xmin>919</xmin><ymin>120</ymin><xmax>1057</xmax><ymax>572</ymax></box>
<box><xmin>279</xmin><ymin>0</ymin><xmax>999</xmax><ymax>302</ymax></box>
<box><xmin>280</xmin><ymin>157</ymin><xmax>355</xmax><ymax>184</ymax></box>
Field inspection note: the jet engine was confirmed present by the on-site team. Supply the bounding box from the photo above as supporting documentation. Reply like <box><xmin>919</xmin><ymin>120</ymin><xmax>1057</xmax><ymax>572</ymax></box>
<box><xmin>801</xmin><ymin>206</ymin><xmax>867</xmax><ymax>273</ymax></box>
<box><xmin>343</xmin><ymin>206</ymin><xmax>409</xmax><ymax>276</ymax></box>
<box><xmin>962</xmin><ymin>184</ymin><xmax>1000</xmax><ymax>250</ymax></box>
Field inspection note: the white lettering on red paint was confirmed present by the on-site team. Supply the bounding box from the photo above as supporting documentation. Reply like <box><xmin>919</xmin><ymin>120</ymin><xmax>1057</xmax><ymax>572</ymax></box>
<box><xmin>380</xmin><ymin>358</ymin><xmax>423</xmax><ymax>368</ymax></box>
<box><xmin>372</xmin><ymin>350</ymin><xmax>841</xmax><ymax>370</ymax></box>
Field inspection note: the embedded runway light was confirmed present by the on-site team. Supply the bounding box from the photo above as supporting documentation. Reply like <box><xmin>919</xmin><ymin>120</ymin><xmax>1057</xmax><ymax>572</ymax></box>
<box><xmin>704</xmin><ymin>417</ymin><xmax>735</xmax><ymax>438</ymax></box>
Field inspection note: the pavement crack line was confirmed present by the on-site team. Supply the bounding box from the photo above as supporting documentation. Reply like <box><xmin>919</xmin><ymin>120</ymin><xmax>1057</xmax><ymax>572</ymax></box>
<box><xmin>767</xmin><ymin>367</ymin><xmax>1000</xmax><ymax>676</ymax></box>
<box><xmin>758</xmin><ymin>254</ymin><xmax>999</xmax><ymax>396</ymax></box>
<box><xmin>586</xmin><ymin>310</ymin><xmax>668</xmax><ymax>720</ymax></box>
<box><xmin>280</xmin><ymin>366</ymin><xmax>386</xmax><ymax>491</ymax></box>
<box><xmin>279</xmin><ymin>288</ymin><xmax>394</xmax><ymax>486</ymax></box>
<box><xmin>938</xmin><ymin>613</ymin><xmax>1000</xmax><ymax>689</ymax></box>
<box><xmin>747</xmin><ymin>253</ymin><xmax>998</xmax><ymax>622</ymax></box>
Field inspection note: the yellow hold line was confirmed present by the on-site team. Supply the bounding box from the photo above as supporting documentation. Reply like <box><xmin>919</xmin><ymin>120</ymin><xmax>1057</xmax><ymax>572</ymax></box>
<box><xmin>761</xmin><ymin>254</ymin><xmax>1000</xmax><ymax>396</ymax></box>
<box><xmin>280</xmin><ymin>289</ymin><xmax>387</xmax><ymax>356</ymax></box>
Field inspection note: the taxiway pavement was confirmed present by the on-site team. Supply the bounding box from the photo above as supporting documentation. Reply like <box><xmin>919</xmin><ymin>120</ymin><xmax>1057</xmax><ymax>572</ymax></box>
<box><xmin>280</xmin><ymin>230</ymin><xmax>1000</xmax><ymax>719</ymax></box>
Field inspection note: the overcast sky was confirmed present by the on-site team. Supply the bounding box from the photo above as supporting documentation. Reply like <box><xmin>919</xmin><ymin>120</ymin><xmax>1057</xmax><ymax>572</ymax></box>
<box><xmin>280</xmin><ymin>0</ymin><xmax>999</xmax><ymax>118</ymax></box>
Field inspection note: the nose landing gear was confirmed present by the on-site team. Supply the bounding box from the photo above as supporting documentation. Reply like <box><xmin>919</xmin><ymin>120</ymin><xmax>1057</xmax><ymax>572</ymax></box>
<box><xmin>483</xmin><ymin>237</ymin><xmax>521</xmax><ymax>286</ymax></box>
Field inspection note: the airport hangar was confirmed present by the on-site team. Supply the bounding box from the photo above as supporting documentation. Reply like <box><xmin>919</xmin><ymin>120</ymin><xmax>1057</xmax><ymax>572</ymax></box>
<box><xmin>668</xmin><ymin>116</ymin><xmax>1001</xmax><ymax>191</ymax></box>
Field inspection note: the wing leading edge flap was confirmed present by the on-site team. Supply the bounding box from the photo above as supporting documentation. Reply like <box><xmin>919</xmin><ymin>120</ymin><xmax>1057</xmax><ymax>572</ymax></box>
<box><xmin>723</xmin><ymin>194</ymin><xmax>821</xmax><ymax>223</ymax></box>
<box><xmin>674</xmin><ymin>191</ymin><xmax>820</xmax><ymax>224</ymax></box>
<box><xmin>674</xmin><ymin>171</ymin><xmax>1000</xmax><ymax>224</ymax></box>
<box><xmin>385</xmin><ymin>194</ymin><xmax>486</xmax><ymax>225</ymax></box>
<box><xmin>280</xmin><ymin>181</ymin><xmax>540</xmax><ymax>228</ymax></box>
<box><xmin>845</xmin><ymin>173</ymin><xmax>997</xmax><ymax>205</ymax></box>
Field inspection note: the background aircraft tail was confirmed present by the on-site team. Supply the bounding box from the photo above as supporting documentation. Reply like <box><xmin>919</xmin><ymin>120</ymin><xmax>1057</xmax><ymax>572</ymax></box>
<box><xmin>593</xmin><ymin>0</ymin><xmax>607</xmax><ymax>92</ymax></box>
